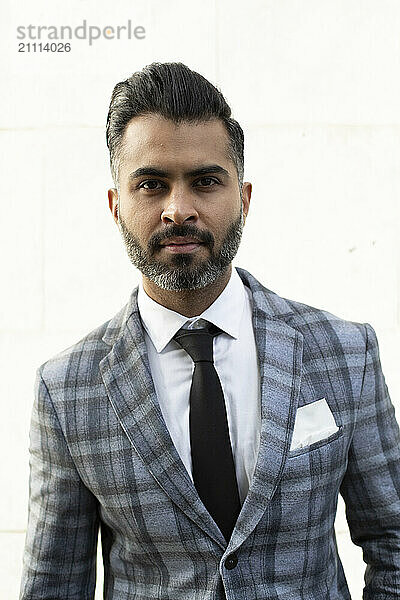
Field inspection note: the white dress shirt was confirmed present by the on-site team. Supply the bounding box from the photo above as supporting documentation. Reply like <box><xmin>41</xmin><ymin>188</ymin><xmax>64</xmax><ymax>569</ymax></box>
<box><xmin>137</xmin><ymin>267</ymin><xmax>261</xmax><ymax>505</ymax></box>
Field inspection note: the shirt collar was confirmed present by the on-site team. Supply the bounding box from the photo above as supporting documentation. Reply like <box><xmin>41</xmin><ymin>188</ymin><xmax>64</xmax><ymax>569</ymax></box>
<box><xmin>137</xmin><ymin>267</ymin><xmax>246</xmax><ymax>353</ymax></box>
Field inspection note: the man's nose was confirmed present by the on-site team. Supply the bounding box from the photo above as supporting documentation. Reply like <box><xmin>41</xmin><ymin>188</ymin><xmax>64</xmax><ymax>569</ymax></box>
<box><xmin>161</xmin><ymin>185</ymin><xmax>199</xmax><ymax>225</ymax></box>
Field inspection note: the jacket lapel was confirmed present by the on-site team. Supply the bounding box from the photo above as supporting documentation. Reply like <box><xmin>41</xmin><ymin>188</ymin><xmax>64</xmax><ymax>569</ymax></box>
<box><xmin>229</xmin><ymin>268</ymin><xmax>304</xmax><ymax>551</ymax></box>
<box><xmin>99</xmin><ymin>298</ymin><xmax>227</xmax><ymax>549</ymax></box>
<box><xmin>99</xmin><ymin>267</ymin><xmax>303</xmax><ymax>550</ymax></box>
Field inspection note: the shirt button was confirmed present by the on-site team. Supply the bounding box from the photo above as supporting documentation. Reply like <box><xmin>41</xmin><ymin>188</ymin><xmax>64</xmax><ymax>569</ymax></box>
<box><xmin>224</xmin><ymin>554</ymin><xmax>238</xmax><ymax>570</ymax></box>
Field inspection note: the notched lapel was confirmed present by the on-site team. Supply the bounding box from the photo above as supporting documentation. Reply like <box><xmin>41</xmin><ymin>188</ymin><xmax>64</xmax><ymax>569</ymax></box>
<box><xmin>230</xmin><ymin>269</ymin><xmax>304</xmax><ymax>551</ymax></box>
<box><xmin>99</xmin><ymin>300</ymin><xmax>226</xmax><ymax>549</ymax></box>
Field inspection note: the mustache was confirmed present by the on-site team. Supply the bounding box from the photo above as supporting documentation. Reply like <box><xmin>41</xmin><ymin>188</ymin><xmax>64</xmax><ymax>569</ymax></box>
<box><xmin>149</xmin><ymin>225</ymin><xmax>214</xmax><ymax>250</ymax></box>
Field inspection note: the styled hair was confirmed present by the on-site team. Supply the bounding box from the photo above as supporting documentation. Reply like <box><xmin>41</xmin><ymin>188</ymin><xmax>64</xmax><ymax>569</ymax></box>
<box><xmin>106</xmin><ymin>62</ymin><xmax>244</xmax><ymax>188</ymax></box>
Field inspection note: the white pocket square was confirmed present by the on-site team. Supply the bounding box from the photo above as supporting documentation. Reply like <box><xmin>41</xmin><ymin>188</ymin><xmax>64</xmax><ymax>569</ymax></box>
<box><xmin>290</xmin><ymin>398</ymin><xmax>339</xmax><ymax>451</ymax></box>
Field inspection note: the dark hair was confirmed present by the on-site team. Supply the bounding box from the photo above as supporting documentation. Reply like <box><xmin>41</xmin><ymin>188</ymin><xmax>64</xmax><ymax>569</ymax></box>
<box><xmin>106</xmin><ymin>62</ymin><xmax>244</xmax><ymax>188</ymax></box>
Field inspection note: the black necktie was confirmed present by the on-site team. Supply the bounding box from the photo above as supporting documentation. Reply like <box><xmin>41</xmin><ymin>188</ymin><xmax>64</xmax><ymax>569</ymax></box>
<box><xmin>173</xmin><ymin>321</ymin><xmax>241</xmax><ymax>542</ymax></box>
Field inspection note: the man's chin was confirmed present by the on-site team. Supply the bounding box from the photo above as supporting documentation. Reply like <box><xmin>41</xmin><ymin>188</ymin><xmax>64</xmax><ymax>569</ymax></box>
<box><xmin>139</xmin><ymin>260</ymin><xmax>225</xmax><ymax>291</ymax></box>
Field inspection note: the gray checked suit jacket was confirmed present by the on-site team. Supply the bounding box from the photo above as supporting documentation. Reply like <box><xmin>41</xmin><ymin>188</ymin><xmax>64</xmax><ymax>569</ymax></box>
<box><xmin>20</xmin><ymin>267</ymin><xmax>400</xmax><ymax>600</ymax></box>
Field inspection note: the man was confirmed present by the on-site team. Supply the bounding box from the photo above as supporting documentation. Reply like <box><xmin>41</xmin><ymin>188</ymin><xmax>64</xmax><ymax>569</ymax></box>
<box><xmin>20</xmin><ymin>62</ymin><xmax>400</xmax><ymax>599</ymax></box>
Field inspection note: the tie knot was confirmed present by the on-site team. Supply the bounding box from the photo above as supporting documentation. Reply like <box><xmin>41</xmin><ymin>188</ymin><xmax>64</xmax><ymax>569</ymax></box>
<box><xmin>173</xmin><ymin>322</ymin><xmax>222</xmax><ymax>363</ymax></box>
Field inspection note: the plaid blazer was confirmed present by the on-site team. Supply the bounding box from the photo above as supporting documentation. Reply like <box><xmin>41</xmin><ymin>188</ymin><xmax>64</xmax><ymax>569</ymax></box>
<box><xmin>20</xmin><ymin>267</ymin><xmax>400</xmax><ymax>600</ymax></box>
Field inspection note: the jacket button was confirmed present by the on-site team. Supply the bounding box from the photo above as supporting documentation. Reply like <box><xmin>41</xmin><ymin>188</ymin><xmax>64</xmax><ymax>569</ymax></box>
<box><xmin>224</xmin><ymin>554</ymin><xmax>238</xmax><ymax>570</ymax></box>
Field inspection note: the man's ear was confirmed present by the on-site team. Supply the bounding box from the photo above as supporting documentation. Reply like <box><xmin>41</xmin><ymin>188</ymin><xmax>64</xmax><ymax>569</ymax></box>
<box><xmin>241</xmin><ymin>181</ymin><xmax>252</xmax><ymax>222</ymax></box>
<box><xmin>108</xmin><ymin>188</ymin><xmax>119</xmax><ymax>225</ymax></box>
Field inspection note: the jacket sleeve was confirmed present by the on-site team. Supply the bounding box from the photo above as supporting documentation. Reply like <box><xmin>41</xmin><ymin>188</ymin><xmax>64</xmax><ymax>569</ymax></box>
<box><xmin>19</xmin><ymin>367</ymin><xmax>100</xmax><ymax>600</ymax></box>
<box><xmin>339</xmin><ymin>323</ymin><xmax>400</xmax><ymax>599</ymax></box>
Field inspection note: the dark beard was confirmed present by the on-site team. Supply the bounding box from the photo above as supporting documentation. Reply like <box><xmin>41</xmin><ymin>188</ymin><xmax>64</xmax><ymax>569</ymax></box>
<box><xmin>118</xmin><ymin>207</ymin><xmax>244</xmax><ymax>291</ymax></box>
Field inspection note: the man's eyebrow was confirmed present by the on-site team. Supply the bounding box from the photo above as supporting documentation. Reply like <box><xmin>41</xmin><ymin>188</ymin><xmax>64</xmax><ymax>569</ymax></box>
<box><xmin>187</xmin><ymin>165</ymin><xmax>231</xmax><ymax>178</ymax></box>
<box><xmin>128</xmin><ymin>164</ymin><xmax>231</xmax><ymax>181</ymax></box>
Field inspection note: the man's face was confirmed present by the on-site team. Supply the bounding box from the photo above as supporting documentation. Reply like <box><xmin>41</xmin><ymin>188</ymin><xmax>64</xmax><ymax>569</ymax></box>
<box><xmin>108</xmin><ymin>114</ymin><xmax>251</xmax><ymax>291</ymax></box>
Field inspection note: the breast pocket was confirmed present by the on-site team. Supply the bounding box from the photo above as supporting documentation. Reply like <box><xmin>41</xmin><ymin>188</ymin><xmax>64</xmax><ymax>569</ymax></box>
<box><xmin>288</xmin><ymin>426</ymin><xmax>344</xmax><ymax>458</ymax></box>
<box><xmin>282</xmin><ymin>426</ymin><xmax>347</xmax><ymax>496</ymax></box>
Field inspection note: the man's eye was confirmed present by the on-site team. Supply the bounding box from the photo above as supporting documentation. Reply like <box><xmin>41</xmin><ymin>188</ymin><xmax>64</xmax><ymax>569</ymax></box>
<box><xmin>195</xmin><ymin>177</ymin><xmax>219</xmax><ymax>187</ymax></box>
<box><xmin>139</xmin><ymin>180</ymin><xmax>164</xmax><ymax>190</ymax></box>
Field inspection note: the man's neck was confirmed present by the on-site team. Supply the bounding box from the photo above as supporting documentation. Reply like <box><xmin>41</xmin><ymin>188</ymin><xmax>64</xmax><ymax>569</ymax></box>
<box><xmin>142</xmin><ymin>265</ymin><xmax>232</xmax><ymax>318</ymax></box>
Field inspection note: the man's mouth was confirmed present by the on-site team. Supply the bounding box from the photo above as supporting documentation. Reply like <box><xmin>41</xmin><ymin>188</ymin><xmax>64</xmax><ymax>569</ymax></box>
<box><xmin>160</xmin><ymin>237</ymin><xmax>204</xmax><ymax>253</ymax></box>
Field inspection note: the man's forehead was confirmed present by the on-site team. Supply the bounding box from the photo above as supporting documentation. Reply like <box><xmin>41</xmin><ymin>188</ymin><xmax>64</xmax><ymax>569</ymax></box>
<box><xmin>120</xmin><ymin>114</ymin><xmax>233</xmax><ymax>165</ymax></box>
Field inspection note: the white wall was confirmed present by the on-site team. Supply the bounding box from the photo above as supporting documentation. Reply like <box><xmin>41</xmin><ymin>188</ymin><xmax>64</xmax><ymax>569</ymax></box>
<box><xmin>2</xmin><ymin>1</ymin><xmax>399</xmax><ymax>598</ymax></box>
